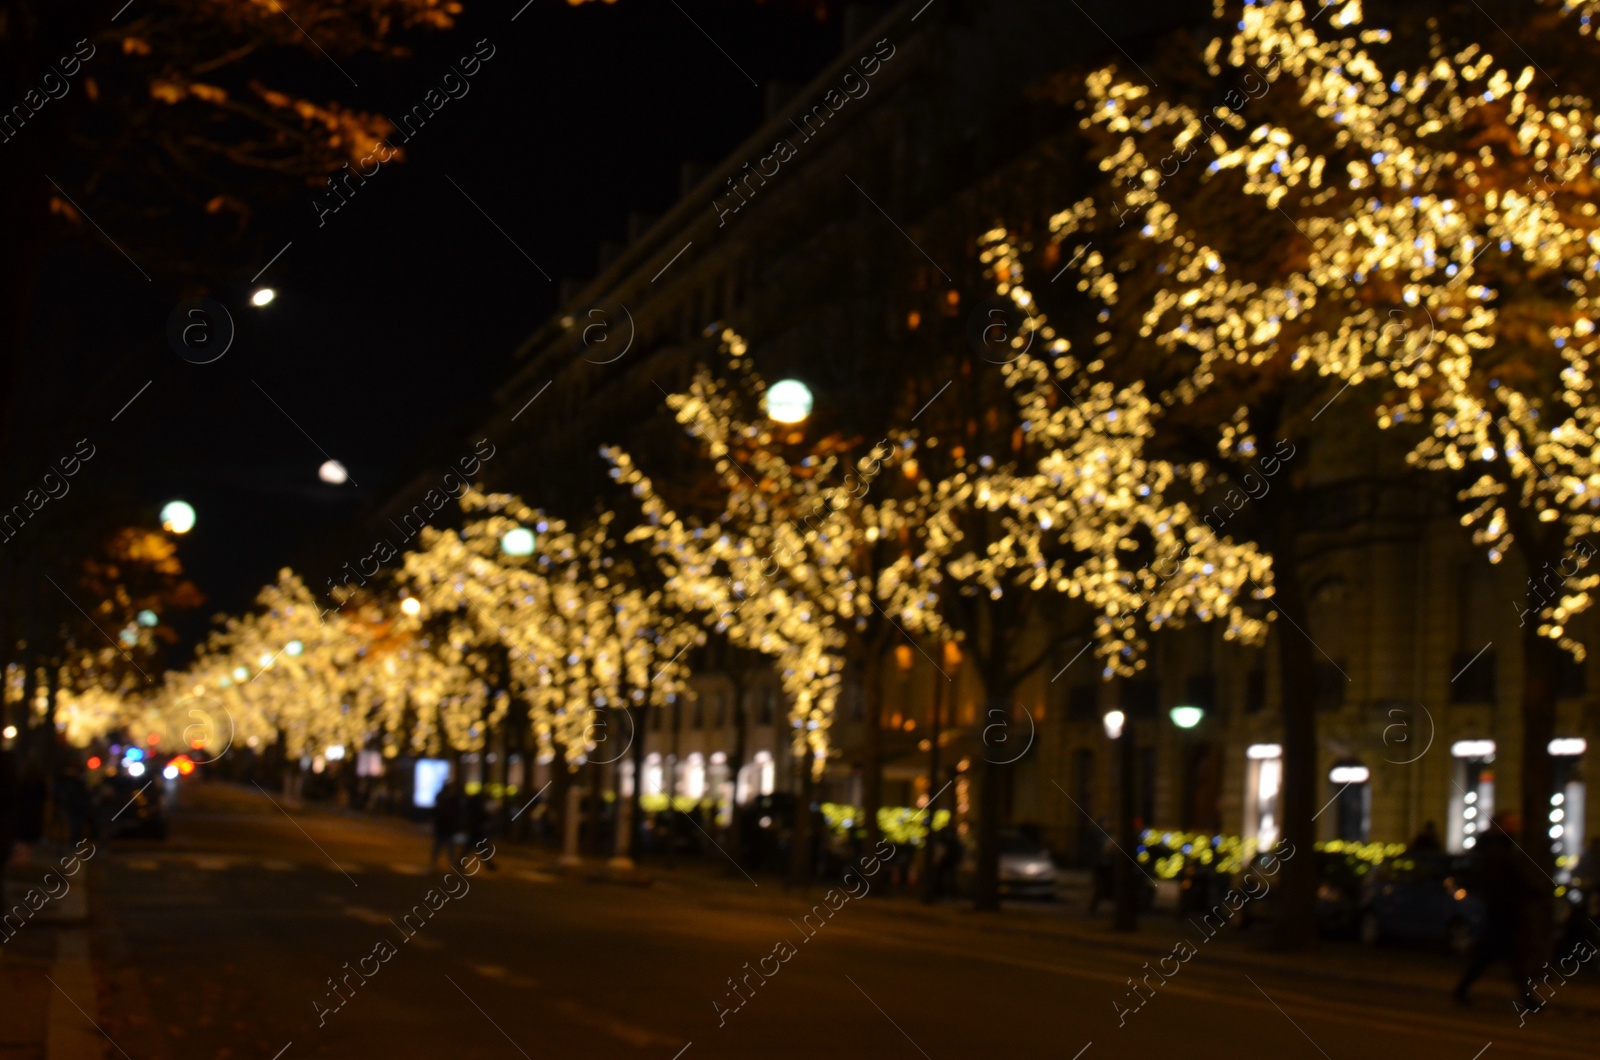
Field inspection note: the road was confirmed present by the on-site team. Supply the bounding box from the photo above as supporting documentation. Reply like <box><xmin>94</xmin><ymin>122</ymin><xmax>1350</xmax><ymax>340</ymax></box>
<box><xmin>75</xmin><ymin>782</ymin><xmax>1595</xmax><ymax>1060</ymax></box>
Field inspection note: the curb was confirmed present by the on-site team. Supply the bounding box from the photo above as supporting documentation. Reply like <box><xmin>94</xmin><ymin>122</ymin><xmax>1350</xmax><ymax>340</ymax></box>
<box><xmin>46</xmin><ymin>868</ymin><xmax>101</xmax><ymax>1060</ymax></box>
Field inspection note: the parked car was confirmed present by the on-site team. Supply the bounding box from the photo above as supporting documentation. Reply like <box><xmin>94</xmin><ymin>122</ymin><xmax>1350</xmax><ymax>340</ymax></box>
<box><xmin>1230</xmin><ymin>849</ymin><xmax>1368</xmax><ymax>936</ymax></box>
<box><xmin>93</xmin><ymin>775</ymin><xmax>169</xmax><ymax>840</ymax></box>
<box><xmin>1358</xmin><ymin>851</ymin><xmax>1483</xmax><ymax>953</ymax></box>
<box><xmin>961</xmin><ymin>831</ymin><xmax>1059</xmax><ymax>898</ymax></box>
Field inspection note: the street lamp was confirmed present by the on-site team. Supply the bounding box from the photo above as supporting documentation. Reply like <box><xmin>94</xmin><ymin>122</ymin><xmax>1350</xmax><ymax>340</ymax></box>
<box><xmin>250</xmin><ymin>287</ymin><xmax>276</xmax><ymax>307</ymax></box>
<box><xmin>1169</xmin><ymin>705</ymin><xmax>1204</xmax><ymax>729</ymax></box>
<box><xmin>160</xmin><ymin>500</ymin><xmax>196</xmax><ymax>534</ymax></box>
<box><xmin>763</xmin><ymin>379</ymin><xmax>813</xmax><ymax>424</ymax></box>
<box><xmin>400</xmin><ymin>596</ymin><xmax>422</xmax><ymax>617</ymax></box>
<box><xmin>1102</xmin><ymin>709</ymin><xmax>1126</xmax><ymax>740</ymax></box>
<box><xmin>319</xmin><ymin>459</ymin><xmax>349</xmax><ymax>484</ymax></box>
<box><xmin>501</xmin><ymin>527</ymin><xmax>536</xmax><ymax>556</ymax></box>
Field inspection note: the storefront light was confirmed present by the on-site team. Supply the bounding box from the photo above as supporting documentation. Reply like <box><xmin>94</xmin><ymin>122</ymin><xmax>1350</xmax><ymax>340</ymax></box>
<box><xmin>1451</xmin><ymin>739</ymin><xmax>1496</xmax><ymax>758</ymax></box>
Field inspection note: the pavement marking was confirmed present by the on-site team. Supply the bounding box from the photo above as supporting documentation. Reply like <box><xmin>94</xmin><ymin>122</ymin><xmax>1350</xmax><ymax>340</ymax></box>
<box><xmin>192</xmin><ymin>856</ymin><xmax>232</xmax><ymax>871</ymax></box>
<box><xmin>252</xmin><ymin>781</ymin><xmax>359</xmax><ymax>887</ymax></box>
<box><xmin>343</xmin><ymin>905</ymin><xmax>393</xmax><ymax>926</ymax></box>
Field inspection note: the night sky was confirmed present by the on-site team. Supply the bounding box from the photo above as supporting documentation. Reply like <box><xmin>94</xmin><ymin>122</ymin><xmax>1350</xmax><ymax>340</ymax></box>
<box><xmin>14</xmin><ymin>0</ymin><xmax>842</xmax><ymax>646</ymax></box>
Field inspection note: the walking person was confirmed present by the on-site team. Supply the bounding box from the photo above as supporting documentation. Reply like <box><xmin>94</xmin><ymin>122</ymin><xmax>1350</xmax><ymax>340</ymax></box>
<box><xmin>1453</xmin><ymin>816</ymin><xmax>1541</xmax><ymax>1009</ymax></box>
<box><xmin>429</xmin><ymin>780</ymin><xmax>462</xmax><ymax>870</ymax></box>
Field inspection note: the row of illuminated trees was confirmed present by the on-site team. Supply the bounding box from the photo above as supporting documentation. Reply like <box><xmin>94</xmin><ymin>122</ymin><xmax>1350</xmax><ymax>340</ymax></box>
<box><xmin>57</xmin><ymin>1</ymin><xmax>1600</xmax><ymax>947</ymax></box>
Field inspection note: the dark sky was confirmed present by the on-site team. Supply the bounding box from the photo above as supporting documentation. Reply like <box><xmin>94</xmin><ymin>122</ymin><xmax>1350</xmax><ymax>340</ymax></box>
<box><xmin>15</xmin><ymin>0</ymin><xmax>843</xmax><ymax>645</ymax></box>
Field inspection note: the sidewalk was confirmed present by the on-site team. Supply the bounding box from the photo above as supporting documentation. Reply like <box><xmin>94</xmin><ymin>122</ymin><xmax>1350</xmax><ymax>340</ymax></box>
<box><xmin>0</xmin><ymin>841</ymin><xmax>102</xmax><ymax>1060</ymax></box>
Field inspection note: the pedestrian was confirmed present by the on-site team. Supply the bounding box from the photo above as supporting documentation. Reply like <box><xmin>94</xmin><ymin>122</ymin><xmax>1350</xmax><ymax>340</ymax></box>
<box><xmin>462</xmin><ymin>787</ymin><xmax>498</xmax><ymax>871</ymax></box>
<box><xmin>14</xmin><ymin>760</ymin><xmax>47</xmax><ymax>860</ymax></box>
<box><xmin>1409</xmin><ymin>820</ymin><xmax>1442</xmax><ymax>852</ymax></box>
<box><xmin>1453</xmin><ymin>816</ymin><xmax>1541</xmax><ymax>1009</ymax></box>
<box><xmin>430</xmin><ymin>779</ymin><xmax>462</xmax><ymax>870</ymax></box>
<box><xmin>1086</xmin><ymin>821</ymin><xmax>1115</xmax><ymax>914</ymax></box>
<box><xmin>936</xmin><ymin>823</ymin><xmax>963</xmax><ymax>898</ymax></box>
<box><xmin>54</xmin><ymin>763</ymin><xmax>91</xmax><ymax>846</ymax></box>
<box><xmin>1556</xmin><ymin>835</ymin><xmax>1600</xmax><ymax>961</ymax></box>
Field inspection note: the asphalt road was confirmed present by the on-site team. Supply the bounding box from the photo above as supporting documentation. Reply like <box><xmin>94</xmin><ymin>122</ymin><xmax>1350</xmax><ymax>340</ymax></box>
<box><xmin>82</xmin><ymin>782</ymin><xmax>1595</xmax><ymax>1060</ymax></box>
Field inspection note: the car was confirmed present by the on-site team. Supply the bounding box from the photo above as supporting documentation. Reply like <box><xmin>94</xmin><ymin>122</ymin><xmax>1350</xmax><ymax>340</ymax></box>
<box><xmin>93</xmin><ymin>775</ymin><xmax>169</xmax><ymax>840</ymax></box>
<box><xmin>1228</xmin><ymin>849</ymin><xmax>1368</xmax><ymax>935</ymax></box>
<box><xmin>1358</xmin><ymin>851</ymin><xmax>1483</xmax><ymax>953</ymax></box>
<box><xmin>959</xmin><ymin>832</ymin><xmax>1058</xmax><ymax>898</ymax></box>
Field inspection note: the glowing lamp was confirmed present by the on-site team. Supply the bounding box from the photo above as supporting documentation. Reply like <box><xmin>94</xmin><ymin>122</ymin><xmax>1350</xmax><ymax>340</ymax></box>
<box><xmin>1169</xmin><ymin>705</ymin><xmax>1204</xmax><ymax>729</ymax></box>
<box><xmin>251</xmin><ymin>287</ymin><xmax>276</xmax><ymax>307</ymax></box>
<box><xmin>319</xmin><ymin>460</ymin><xmax>349</xmax><ymax>484</ymax></box>
<box><xmin>763</xmin><ymin>379</ymin><xmax>813</xmax><ymax>423</ymax></box>
<box><xmin>1102</xmin><ymin>709</ymin><xmax>1126</xmax><ymax>741</ymax></box>
<box><xmin>161</xmin><ymin>500</ymin><xmax>196</xmax><ymax>534</ymax></box>
<box><xmin>401</xmin><ymin>597</ymin><xmax>422</xmax><ymax>617</ymax></box>
<box><xmin>501</xmin><ymin>527</ymin><xmax>536</xmax><ymax>556</ymax></box>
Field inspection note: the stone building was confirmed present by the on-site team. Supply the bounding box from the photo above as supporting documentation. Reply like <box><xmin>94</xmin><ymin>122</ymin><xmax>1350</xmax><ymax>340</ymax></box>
<box><xmin>377</xmin><ymin>0</ymin><xmax>1595</xmax><ymax>864</ymax></box>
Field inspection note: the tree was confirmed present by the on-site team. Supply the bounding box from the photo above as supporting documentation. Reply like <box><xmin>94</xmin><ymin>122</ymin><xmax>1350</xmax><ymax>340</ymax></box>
<box><xmin>882</xmin><ymin>228</ymin><xmax>1275</xmax><ymax>913</ymax></box>
<box><xmin>606</xmin><ymin>326</ymin><xmax>933</xmax><ymax>875</ymax></box>
<box><xmin>1023</xmin><ymin>0</ymin><xmax>1600</xmax><ymax>946</ymax></box>
<box><xmin>0</xmin><ymin>0</ymin><xmax>477</xmax><ymax>448</ymax></box>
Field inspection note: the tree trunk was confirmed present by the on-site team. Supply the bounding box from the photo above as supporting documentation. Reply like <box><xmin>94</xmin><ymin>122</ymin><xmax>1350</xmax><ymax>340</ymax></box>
<box><xmin>791</xmin><ymin>744</ymin><xmax>816</xmax><ymax>889</ymax></box>
<box><xmin>920</xmin><ymin>667</ymin><xmax>946</xmax><ymax>903</ymax></box>
<box><xmin>628</xmin><ymin>704</ymin><xmax>647</xmax><ymax>858</ymax></box>
<box><xmin>727</xmin><ymin>672</ymin><xmax>749</xmax><ymax>866</ymax></box>
<box><xmin>972</xmin><ymin>695</ymin><xmax>1008</xmax><ymax>912</ymax></box>
<box><xmin>1520</xmin><ymin>615</ymin><xmax>1560</xmax><ymax>961</ymax></box>
<box><xmin>860</xmin><ymin>649</ymin><xmax>885</xmax><ymax>857</ymax></box>
<box><xmin>1270</xmin><ymin>564</ymin><xmax>1319</xmax><ymax>952</ymax></box>
<box><xmin>1112</xmin><ymin>712</ymin><xmax>1139</xmax><ymax>931</ymax></box>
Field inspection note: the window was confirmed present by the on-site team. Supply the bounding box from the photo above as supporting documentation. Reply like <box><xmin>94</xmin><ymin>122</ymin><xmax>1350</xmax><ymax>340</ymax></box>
<box><xmin>1449</xmin><ymin>648</ymin><xmax>1496</xmax><ymax>704</ymax></box>
<box><xmin>1313</xmin><ymin>661</ymin><xmax>1347</xmax><ymax>711</ymax></box>
<box><xmin>714</xmin><ymin>692</ymin><xmax>727</xmax><ymax>729</ymax></box>
<box><xmin>691</xmin><ymin>695</ymin><xmax>704</xmax><ymax>730</ymax></box>
<box><xmin>758</xmin><ymin>688</ymin><xmax>775</xmax><ymax>725</ymax></box>
<box><xmin>1126</xmin><ymin>679</ymin><xmax>1160</xmax><ymax>721</ymax></box>
<box><xmin>1560</xmin><ymin>654</ymin><xmax>1587</xmax><ymax>698</ymax></box>
<box><xmin>1246</xmin><ymin>668</ymin><xmax>1267</xmax><ymax>714</ymax></box>
<box><xmin>1183</xmin><ymin>673</ymin><xmax>1217</xmax><ymax>713</ymax></box>
<box><xmin>1067</xmin><ymin>684</ymin><xmax>1098</xmax><ymax>722</ymax></box>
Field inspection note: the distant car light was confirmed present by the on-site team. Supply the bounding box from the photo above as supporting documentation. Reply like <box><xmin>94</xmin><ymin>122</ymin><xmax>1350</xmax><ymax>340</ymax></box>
<box><xmin>126</xmin><ymin>761</ymin><xmax>146</xmax><ymax>777</ymax></box>
<box><xmin>163</xmin><ymin>765</ymin><xmax>180</xmax><ymax>780</ymax></box>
